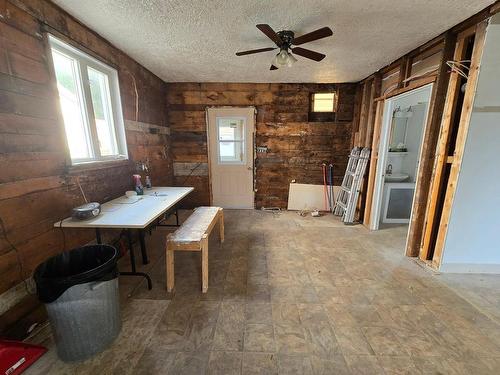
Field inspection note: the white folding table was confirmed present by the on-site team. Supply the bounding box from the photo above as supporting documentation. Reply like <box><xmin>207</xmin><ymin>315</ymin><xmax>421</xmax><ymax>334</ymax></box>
<box><xmin>54</xmin><ymin>187</ymin><xmax>194</xmax><ymax>289</ymax></box>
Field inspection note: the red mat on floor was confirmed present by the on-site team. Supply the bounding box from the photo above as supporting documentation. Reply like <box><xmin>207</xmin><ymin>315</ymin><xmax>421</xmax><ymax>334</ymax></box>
<box><xmin>0</xmin><ymin>340</ymin><xmax>46</xmax><ymax>375</ymax></box>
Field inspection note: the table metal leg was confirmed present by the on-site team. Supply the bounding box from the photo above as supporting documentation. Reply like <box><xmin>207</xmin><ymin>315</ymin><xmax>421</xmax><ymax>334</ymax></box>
<box><xmin>139</xmin><ymin>229</ymin><xmax>149</xmax><ymax>265</ymax></box>
<box><xmin>156</xmin><ymin>206</ymin><xmax>181</xmax><ymax>228</ymax></box>
<box><xmin>96</xmin><ymin>228</ymin><xmax>102</xmax><ymax>244</ymax></box>
<box><xmin>127</xmin><ymin>229</ymin><xmax>136</xmax><ymax>273</ymax></box>
<box><xmin>119</xmin><ymin>229</ymin><xmax>152</xmax><ymax>290</ymax></box>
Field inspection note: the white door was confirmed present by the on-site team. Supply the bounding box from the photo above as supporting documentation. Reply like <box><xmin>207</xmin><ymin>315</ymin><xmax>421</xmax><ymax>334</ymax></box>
<box><xmin>207</xmin><ymin>107</ymin><xmax>255</xmax><ymax>208</ymax></box>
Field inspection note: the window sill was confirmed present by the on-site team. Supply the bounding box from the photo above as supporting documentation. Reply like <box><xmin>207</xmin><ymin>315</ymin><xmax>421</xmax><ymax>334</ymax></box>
<box><xmin>65</xmin><ymin>158</ymin><xmax>131</xmax><ymax>174</ymax></box>
<box><xmin>308</xmin><ymin>112</ymin><xmax>336</xmax><ymax>122</ymax></box>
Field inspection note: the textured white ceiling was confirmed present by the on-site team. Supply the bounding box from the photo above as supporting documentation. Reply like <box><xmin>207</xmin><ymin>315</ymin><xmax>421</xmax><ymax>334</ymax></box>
<box><xmin>53</xmin><ymin>0</ymin><xmax>493</xmax><ymax>83</ymax></box>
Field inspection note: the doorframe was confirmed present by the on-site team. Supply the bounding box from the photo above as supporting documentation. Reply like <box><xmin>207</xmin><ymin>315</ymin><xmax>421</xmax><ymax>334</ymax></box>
<box><xmin>205</xmin><ymin>106</ymin><xmax>257</xmax><ymax>207</ymax></box>
<box><xmin>369</xmin><ymin>84</ymin><xmax>434</xmax><ymax>231</ymax></box>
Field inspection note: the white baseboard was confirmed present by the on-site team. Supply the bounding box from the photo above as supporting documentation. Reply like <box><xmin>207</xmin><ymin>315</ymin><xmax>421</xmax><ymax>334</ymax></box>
<box><xmin>439</xmin><ymin>262</ymin><xmax>500</xmax><ymax>274</ymax></box>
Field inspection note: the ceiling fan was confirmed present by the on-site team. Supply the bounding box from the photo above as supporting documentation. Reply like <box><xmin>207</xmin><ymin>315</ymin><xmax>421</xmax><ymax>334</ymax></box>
<box><xmin>236</xmin><ymin>24</ymin><xmax>333</xmax><ymax>70</ymax></box>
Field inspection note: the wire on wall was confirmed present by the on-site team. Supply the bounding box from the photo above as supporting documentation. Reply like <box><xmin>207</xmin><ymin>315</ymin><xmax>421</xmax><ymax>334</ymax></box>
<box><xmin>446</xmin><ymin>60</ymin><xmax>471</xmax><ymax>80</ymax></box>
<box><xmin>124</xmin><ymin>69</ymin><xmax>139</xmax><ymax>122</ymax></box>
<box><xmin>0</xmin><ymin>215</ymin><xmax>34</xmax><ymax>295</ymax></box>
<box><xmin>179</xmin><ymin>162</ymin><xmax>203</xmax><ymax>186</ymax></box>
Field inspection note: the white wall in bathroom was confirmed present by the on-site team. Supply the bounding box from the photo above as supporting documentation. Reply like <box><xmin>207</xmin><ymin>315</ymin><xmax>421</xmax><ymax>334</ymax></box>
<box><xmin>440</xmin><ymin>15</ymin><xmax>500</xmax><ymax>273</ymax></box>
<box><xmin>402</xmin><ymin>104</ymin><xmax>426</xmax><ymax>182</ymax></box>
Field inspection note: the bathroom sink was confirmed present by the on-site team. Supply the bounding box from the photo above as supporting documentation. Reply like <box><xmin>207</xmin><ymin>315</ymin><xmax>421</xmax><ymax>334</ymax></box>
<box><xmin>385</xmin><ymin>173</ymin><xmax>409</xmax><ymax>182</ymax></box>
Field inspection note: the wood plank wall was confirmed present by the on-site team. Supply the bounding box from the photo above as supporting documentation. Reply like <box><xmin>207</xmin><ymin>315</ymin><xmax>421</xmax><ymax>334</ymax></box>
<box><xmin>0</xmin><ymin>0</ymin><xmax>172</xmax><ymax>328</ymax></box>
<box><xmin>166</xmin><ymin>83</ymin><xmax>357</xmax><ymax>208</ymax></box>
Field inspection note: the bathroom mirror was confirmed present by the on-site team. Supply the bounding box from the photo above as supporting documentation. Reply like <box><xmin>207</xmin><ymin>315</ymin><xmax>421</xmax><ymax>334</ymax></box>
<box><xmin>389</xmin><ymin>107</ymin><xmax>411</xmax><ymax>151</ymax></box>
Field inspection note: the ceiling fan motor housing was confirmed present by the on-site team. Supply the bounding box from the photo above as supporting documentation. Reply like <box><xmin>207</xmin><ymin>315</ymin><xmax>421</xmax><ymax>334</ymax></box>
<box><xmin>277</xmin><ymin>30</ymin><xmax>295</xmax><ymax>50</ymax></box>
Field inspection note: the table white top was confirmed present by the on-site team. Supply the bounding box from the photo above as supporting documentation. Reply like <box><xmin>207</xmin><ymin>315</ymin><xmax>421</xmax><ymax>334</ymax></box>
<box><xmin>54</xmin><ymin>187</ymin><xmax>194</xmax><ymax>229</ymax></box>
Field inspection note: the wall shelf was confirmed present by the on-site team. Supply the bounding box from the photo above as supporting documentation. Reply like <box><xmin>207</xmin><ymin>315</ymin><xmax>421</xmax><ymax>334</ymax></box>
<box><xmin>388</xmin><ymin>151</ymin><xmax>409</xmax><ymax>156</ymax></box>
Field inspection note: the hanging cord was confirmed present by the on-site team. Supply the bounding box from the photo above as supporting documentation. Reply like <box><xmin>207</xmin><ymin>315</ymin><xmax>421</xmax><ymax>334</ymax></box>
<box><xmin>329</xmin><ymin>164</ymin><xmax>334</xmax><ymax>212</ymax></box>
<box><xmin>123</xmin><ymin>69</ymin><xmax>139</xmax><ymax>122</ymax></box>
<box><xmin>401</xmin><ymin>64</ymin><xmax>440</xmax><ymax>83</ymax></box>
<box><xmin>0</xmin><ymin>215</ymin><xmax>34</xmax><ymax>295</ymax></box>
<box><xmin>322</xmin><ymin>164</ymin><xmax>328</xmax><ymax>211</ymax></box>
<box><xmin>76</xmin><ymin>176</ymin><xmax>88</xmax><ymax>203</ymax></box>
<box><xmin>325</xmin><ymin>166</ymin><xmax>332</xmax><ymax>211</ymax></box>
<box><xmin>446</xmin><ymin>60</ymin><xmax>471</xmax><ymax>80</ymax></box>
<box><xmin>58</xmin><ymin>176</ymin><xmax>89</xmax><ymax>252</ymax></box>
<box><xmin>179</xmin><ymin>162</ymin><xmax>203</xmax><ymax>186</ymax></box>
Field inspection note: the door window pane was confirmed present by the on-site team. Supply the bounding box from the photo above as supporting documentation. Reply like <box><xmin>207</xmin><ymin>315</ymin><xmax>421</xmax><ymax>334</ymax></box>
<box><xmin>88</xmin><ymin>67</ymin><xmax>117</xmax><ymax>156</ymax></box>
<box><xmin>52</xmin><ymin>50</ymin><xmax>92</xmax><ymax>160</ymax></box>
<box><xmin>217</xmin><ymin>118</ymin><xmax>245</xmax><ymax>163</ymax></box>
<box><xmin>219</xmin><ymin>141</ymin><xmax>244</xmax><ymax>163</ymax></box>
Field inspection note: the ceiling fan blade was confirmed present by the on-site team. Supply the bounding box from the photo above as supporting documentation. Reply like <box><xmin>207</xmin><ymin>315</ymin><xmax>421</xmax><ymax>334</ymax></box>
<box><xmin>236</xmin><ymin>47</ymin><xmax>277</xmax><ymax>56</ymax></box>
<box><xmin>291</xmin><ymin>47</ymin><xmax>326</xmax><ymax>62</ymax></box>
<box><xmin>270</xmin><ymin>65</ymin><xmax>278</xmax><ymax>70</ymax></box>
<box><xmin>293</xmin><ymin>27</ymin><xmax>333</xmax><ymax>45</ymax></box>
<box><xmin>256</xmin><ymin>24</ymin><xmax>282</xmax><ymax>45</ymax></box>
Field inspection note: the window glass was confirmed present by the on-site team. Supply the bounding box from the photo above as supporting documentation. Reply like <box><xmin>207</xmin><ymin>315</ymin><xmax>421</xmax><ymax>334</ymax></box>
<box><xmin>217</xmin><ymin>118</ymin><xmax>245</xmax><ymax>163</ymax></box>
<box><xmin>312</xmin><ymin>93</ymin><xmax>335</xmax><ymax>112</ymax></box>
<box><xmin>49</xmin><ymin>35</ymin><xmax>127</xmax><ymax>165</ymax></box>
<box><xmin>52</xmin><ymin>50</ymin><xmax>92</xmax><ymax>160</ymax></box>
<box><xmin>88</xmin><ymin>67</ymin><xmax>117</xmax><ymax>156</ymax></box>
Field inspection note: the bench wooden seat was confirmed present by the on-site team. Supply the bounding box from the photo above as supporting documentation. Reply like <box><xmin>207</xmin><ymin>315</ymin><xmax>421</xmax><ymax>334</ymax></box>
<box><xmin>166</xmin><ymin>207</ymin><xmax>224</xmax><ymax>293</ymax></box>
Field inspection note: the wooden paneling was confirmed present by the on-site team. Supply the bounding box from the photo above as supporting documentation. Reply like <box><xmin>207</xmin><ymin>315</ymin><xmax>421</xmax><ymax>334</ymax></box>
<box><xmin>167</xmin><ymin>83</ymin><xmax>356</xmax><ymax>209</ymax></box>
<box><xmin>0</xmin><ymin>0</ymin><xmax>172</xmax><ymax>330</ymax></box>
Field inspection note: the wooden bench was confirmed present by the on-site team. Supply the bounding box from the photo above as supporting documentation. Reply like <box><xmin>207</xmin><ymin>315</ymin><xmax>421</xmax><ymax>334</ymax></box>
<box><xmin>166</xmin><ymin>207</ymin><xmax>224</xmax><ymax>293</ymax></box>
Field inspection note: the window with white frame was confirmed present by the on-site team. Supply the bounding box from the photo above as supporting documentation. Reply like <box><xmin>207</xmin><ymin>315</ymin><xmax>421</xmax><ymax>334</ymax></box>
<box><xmin>49</xmin><ymin>35</ymin><xmax>128</xmax><ymax>165</ymax></box>
<box><xmin>311</xmin><ymin>92</ymin><xmax>336</xmax><ymax>112</ymax></box>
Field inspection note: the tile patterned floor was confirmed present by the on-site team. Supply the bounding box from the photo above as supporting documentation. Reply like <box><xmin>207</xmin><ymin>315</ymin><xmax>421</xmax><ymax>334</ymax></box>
<box><xmin>26</xmin><ymin>210</ymin><xmax>500</xmax><ymax>374</ymax></box>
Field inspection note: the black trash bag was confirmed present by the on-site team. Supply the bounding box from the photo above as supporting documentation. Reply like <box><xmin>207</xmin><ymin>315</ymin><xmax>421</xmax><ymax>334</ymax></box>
<box><xmin>34</xmin><ymin>244</ymin><xmax>119</xmax><ymax>303</ymax></box>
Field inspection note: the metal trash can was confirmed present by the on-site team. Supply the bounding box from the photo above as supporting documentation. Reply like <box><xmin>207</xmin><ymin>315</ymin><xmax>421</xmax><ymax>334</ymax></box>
<box><xmin>34</xmin><ymin>245</ymin><xmax>121</xmax><ymax>362</ymax></box>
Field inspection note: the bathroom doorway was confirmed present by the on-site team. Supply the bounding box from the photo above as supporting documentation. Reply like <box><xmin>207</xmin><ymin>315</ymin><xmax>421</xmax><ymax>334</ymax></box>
<box><xmin>370</xmin><ymin>84</ymin><xmax>434</xmax><ymax>232</ymax></box>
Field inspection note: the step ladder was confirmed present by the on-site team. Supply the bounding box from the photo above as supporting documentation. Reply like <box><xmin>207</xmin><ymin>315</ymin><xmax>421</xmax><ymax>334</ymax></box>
<box><xmin>334</xmin><ymin>147</ymin><xmax>371</xmax><ymax>224</ymax></box>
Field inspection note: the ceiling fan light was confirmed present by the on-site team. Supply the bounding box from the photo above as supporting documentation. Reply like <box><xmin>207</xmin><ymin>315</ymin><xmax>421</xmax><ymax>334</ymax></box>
<box><xmin>275</xmin><ymin>49</ymin><xmax>289</xmax><ymax>66</ymax></box>
<box><xmin>286</xmin><ymin>53</ymin><xmax>297</xmax><ymax>67</ymax></box>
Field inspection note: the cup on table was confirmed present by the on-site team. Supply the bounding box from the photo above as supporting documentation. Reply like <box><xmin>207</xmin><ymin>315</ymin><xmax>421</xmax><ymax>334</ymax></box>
<box><xmin>125</xmin><ymin>191</ymin><xmax>137</xmax><ymax>198</ymax></box>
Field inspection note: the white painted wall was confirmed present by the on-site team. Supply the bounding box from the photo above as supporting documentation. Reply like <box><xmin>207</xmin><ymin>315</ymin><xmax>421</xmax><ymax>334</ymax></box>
<box><xmin>440</xmin><ymin>15</ymin><xmax>500</xmax><ymax>273</ymax></box>
<box><xmin>402</xmin><ymin>104</ymin><xmax>426</xmax><ymax>182</ymax></box>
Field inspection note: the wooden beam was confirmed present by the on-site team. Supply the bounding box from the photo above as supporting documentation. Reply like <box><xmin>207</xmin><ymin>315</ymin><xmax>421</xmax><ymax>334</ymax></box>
<box><xmin>418</xmin><ymin>33</ymin><xmax>467</xmax><ymax>261</ymax></box>
<box><xmin>350</xmin><ymin>84</ymin><xmax>363</xmax><ymax>147</ymax></box>
<box><xmin>364</xmin><ymin>75</ymin><xmax>382</xmax><ymax>148</ymax></box>
<box><xmin>491</xmin><ymin>1</ymin><xmax>500</xmax><ymax>15</ymax></box>
<box><xmin>363</xmin><ymin>100</ymin><xmax>384</xmax><ymax>227</ymax></box>
<box><xmin>375</xmin><ymin>75</ymin><xmax>437</xmax><ymax>101</ymax></box>
<box><xmin>431</xmin><ymin>21</ymin><xmax>488</xmax><ymax>268</ymax></box>
<box><xmin>357</xmin><ymin>81</ymin><xmax>370</xmax><ymax>147</ymax></box>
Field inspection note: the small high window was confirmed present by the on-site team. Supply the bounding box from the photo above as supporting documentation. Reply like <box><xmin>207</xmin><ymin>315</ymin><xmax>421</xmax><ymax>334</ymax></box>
<box><xmin>311</xmin><ymin>93</ymin><xmax>336</xmax><ymax>112</ymax></box>
<box><xmin>49</xmin><ymin>35</ymin><xmax>128</xmax><ymax>165</ymax></box>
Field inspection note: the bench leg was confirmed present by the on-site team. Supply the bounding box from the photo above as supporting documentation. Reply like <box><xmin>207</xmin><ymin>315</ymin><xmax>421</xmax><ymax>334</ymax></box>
<box><xmin>219</xmin><ymin>210</ymin><xmax>225</xmax><ymax>244</ymax></box>
<box><xmin>201</xmin><ymin>235</ymin><xmax>209</xmax><ymax>293</ymax></box>
<box><xmin>166</xmin><ymin>243</ymin><xmax>175</xmax><ymax>292</ymax></box>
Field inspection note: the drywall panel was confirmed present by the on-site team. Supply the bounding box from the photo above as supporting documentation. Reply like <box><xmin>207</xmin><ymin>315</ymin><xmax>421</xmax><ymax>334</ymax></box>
<box><xmin>287</xmin><ymin>183</ymin><xmax>340</xmax><ymax>211</ymax></box>
<box><xmin>441</xmin><ymin>17</ymin><xmax>500</xmax><ymax>273</ymax></box>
